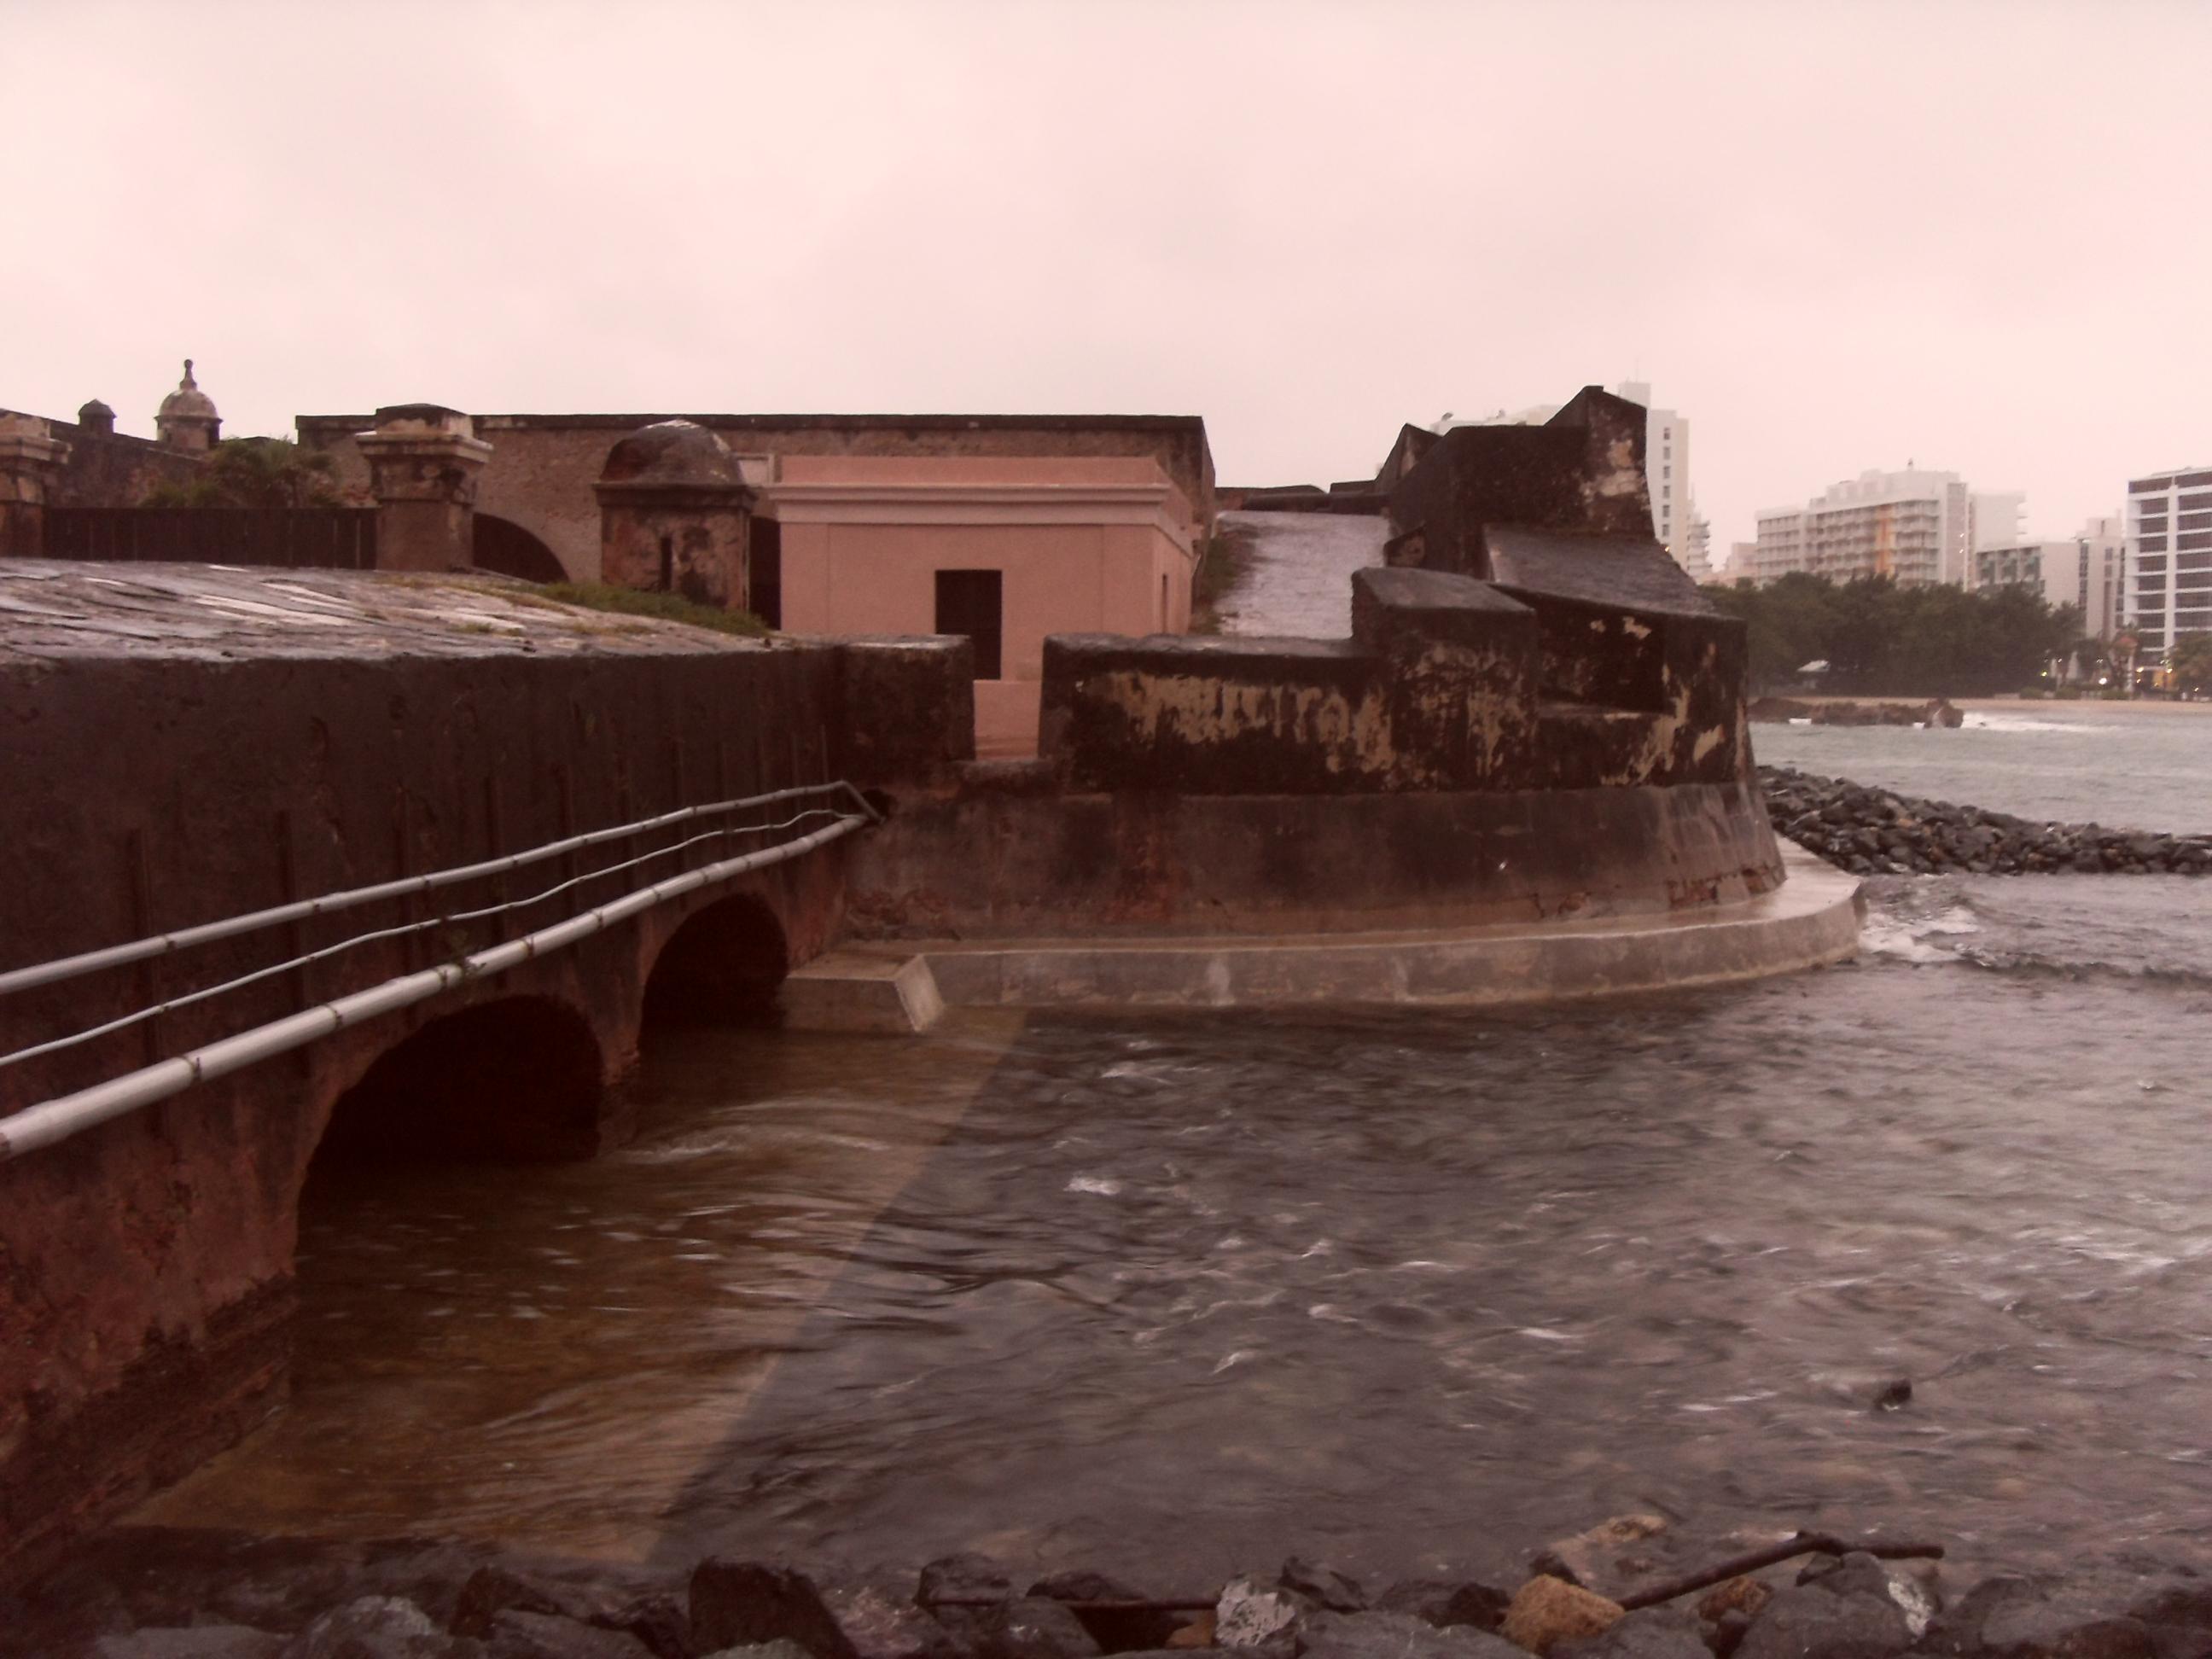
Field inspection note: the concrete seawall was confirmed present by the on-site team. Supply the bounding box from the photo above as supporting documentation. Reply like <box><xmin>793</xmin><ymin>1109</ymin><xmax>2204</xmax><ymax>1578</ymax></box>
<box><xmin>803</xmin><ymin>846</ymin><xmax>1858</xmax><ymax>1018</ymax></box>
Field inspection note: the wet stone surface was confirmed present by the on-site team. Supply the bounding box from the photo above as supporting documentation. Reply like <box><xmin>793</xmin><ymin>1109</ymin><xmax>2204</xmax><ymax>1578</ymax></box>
<box><xmin>0</xmin><ymin>559</ymin><xmax>772</xmax><ymax>661</ymax></box>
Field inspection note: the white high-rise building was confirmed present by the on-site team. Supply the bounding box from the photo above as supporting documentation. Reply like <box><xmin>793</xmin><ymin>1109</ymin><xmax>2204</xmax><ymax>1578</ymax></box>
<box><xmin>2122</xmin><ymin>467</ymin><xmax>2212</xmax><ymax>654</ymax></box>
<box><xmin>1751</xmin><ymin>468</ymin><xmax>1976</xmax><ymax>586</ymax></box>
<box><xmin>1975</xmin><ymin>515</ymin><xmax>2125</xmax><ymax>639</ymax></box>
<box><xmin>1679</xmin><ymin>500</ymin><xmax>1713</xmax><ymax>581</ymax></box>
<box><xmin>1970</xmin><ymin>492</ymin><xmax>2026</xmax><ymax>579</ymax></box>
<box><xmin>1614</xmin><ymin>381</ymin><xmax>1690</xmax><ymax>571</ymax></box>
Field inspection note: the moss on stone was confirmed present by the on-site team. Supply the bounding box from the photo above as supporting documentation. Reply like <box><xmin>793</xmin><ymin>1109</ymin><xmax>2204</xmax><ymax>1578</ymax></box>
<box><xmin>539</xmin><ymin>583</ymin><xmax>770</xmax><ymax>638</ymax></box>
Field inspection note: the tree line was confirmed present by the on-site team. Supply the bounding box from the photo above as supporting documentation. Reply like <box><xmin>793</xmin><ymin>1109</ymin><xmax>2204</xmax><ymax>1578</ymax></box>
<box><xmin>1702</xmin><ymin>573</ymin><xmax>2084</xmax><ymax>696</ymax></box>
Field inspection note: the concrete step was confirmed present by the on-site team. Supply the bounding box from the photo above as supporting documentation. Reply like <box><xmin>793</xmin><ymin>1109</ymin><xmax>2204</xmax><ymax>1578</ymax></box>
<box><xmin>808</xmin><ymin>848</ymin><xmax>1859</xmax><ymax>1017</ymax></box>
<box><xmin>783</xmin><ymin>951</ymin><xmax>946</xmax><ymax>1033</ymax></box>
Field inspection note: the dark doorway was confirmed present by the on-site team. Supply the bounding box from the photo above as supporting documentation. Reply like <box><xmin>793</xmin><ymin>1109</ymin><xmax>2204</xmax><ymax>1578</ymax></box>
<box><xmin>472</xmin><ymin>515</ymin><xmax>565</xmax><ymax>583</ymax></box>
<box><xmin>751</xmin><ymin>519</ymin><xmax>782</xmax><ymax>628</ymax></box>
<box><xmin>934</xmin><ymin>568</ymin><xmax>1004</xmax><ymax>680</ymax></box>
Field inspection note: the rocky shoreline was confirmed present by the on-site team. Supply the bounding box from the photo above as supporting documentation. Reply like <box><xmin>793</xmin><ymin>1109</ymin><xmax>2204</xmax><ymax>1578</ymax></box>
<box><xmin>1759</xmin><ymin>766</ymin><xmax>2212</xmax><ymax>877</ymax></box>
<box><xmin>1747</xmin><ymin>700</ymin><xmax>1964</xmax><ymax>729</ymax></box>
<box><xmin>13</xmin><ymin>1516</ymin><xmax>2212</xmax><ymax>1659</ymax></box>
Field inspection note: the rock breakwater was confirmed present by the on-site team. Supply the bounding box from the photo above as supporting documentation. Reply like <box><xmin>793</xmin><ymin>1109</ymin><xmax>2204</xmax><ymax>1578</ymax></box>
<box><xmin>15</xmin><ymin>1516</ymin><xmax>2212</xmax><ymax>1659</ymax></box>
<box><xmin>1759</xmin><ymin>765</ymin><xmax>2212</xmax><ymax>877</ymax></box>
<box><xmin>1748</xmin><ymin>700</ymin><xmax>1963</xmax><ymax>729</ymax></box>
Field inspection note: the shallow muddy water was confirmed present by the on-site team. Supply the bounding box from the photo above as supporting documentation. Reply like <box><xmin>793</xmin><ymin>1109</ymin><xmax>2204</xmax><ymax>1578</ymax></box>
<box><xmin>142</xmin><ymin>869</ymin><xmax>2212</xmax><ymax>1585</ymax></box>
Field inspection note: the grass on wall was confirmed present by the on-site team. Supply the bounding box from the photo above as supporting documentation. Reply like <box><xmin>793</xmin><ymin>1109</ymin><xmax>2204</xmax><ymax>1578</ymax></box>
<box><xmin>1190</xmin><ymin>524</ymin><xmax>1260</xmax><ymax>635</ymax></box>
<box><xmin>538</xmin><ymin>583</ymin><xmax>771</xmax><ymax>638</ymax></box>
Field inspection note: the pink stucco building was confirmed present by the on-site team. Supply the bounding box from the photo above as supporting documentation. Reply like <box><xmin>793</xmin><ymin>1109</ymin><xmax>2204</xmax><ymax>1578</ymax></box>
<box><xmin>294</xmin><ymin>410</ymin><xmax>1213</xmax><ymax>758</ymax></box>
<box><xmin>770</xmin><ymin>455</ymin><xmax>1196</xmax><ymax>754</ymax></box>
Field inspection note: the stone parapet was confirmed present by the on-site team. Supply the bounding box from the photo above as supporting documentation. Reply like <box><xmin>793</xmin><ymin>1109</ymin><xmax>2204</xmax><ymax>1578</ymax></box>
<box><xmin>355</xmin><ymin>404</ymin><xmax>492</xmax><ymax>572</ymax></box>
<box><xmin>1039</xmin><ymin>562</ymin><xmax>1747</xmax><ymax>796</ymax></box>
<box><xmin>0</xmin><ymin>414</ymin><xmax>70</xmax><ymax>557</ymax></box>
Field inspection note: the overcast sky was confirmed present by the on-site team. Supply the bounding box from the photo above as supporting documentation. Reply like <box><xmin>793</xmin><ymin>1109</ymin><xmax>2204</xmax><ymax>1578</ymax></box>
<box><xmin>9</xmin><ymin>0</ymin><xmax>2209</xmax><ymax>552</ymax></box>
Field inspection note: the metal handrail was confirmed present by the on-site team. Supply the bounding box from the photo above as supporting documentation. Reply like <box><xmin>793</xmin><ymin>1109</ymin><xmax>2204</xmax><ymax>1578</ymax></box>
<box><xmin>0</xmin><ymin>804</ymin><xmax>852</xmax><ymax>1074</ymax></box>
<box><xmin>0</xmin><ymin>808</ymin><xmax>871</xmax><ymax>1161</ymax></box>
<box><xmin>0</xmin><ymin>781</ymin><xmax>876</xmax><ymax>999</ymax></box>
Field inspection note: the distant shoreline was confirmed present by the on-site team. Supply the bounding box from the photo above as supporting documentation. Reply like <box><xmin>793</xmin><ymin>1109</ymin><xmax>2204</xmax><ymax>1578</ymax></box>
<box><xmin>1779</xmin><ymin>694</ymin><xmax>2212</xmax><ymax>718</ymax></box>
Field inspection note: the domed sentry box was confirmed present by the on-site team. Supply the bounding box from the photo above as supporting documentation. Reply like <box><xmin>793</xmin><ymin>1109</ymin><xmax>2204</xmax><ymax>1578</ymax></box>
<box><xmin>594</xmin><ymin>419</ymin><xmax>757</xmax><ymax>609</ymax></box>
<box><xmin>154</xmin><ymin>359</ymin><xmax>220</xmax><ymax>451</ymax></box>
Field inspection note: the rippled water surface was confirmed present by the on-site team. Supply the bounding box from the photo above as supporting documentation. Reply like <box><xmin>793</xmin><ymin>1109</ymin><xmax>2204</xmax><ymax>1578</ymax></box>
<box><xmin>135</xmin><ymin>539</ymin><xmax>2212</xmax><ymax>1580</ymax></box>
<box><xmin>145</xmin><ymin>866</ymin><xmax>2212</xmax><ymax>1583</ymax></box>
<box><xmin>1755</xmin><ymin>702</ymin><xmax>2212</xmax><ymax>832</ymax></box>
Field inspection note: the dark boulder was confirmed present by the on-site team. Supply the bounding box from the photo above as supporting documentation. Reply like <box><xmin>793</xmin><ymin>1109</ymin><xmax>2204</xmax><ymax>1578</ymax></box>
<box><xmin>482</xmin><ymin>1610</ymin><xmax>653</xmax><ymax>1659</ymax></box>
<box><xmin>1552</xmin><ymin>1606</ymin><xmax>1710</xmax><ymax>1659</ymax></box>
<box><xmin>688</xmin><ymin>1563</ymin><xmax>859</xmax><ymax>1659</ymax></box>
<box><xmin>275</xmin><ymin>1596</ymin><xmax>467</xmax><ymax>1658</ymax></box>
<box><xmin>1377</xmin><ymin>1580</ymin><xmax>1511</xmax><ymax>1633</ymax></box>
<box><xmin>1297</xmin><ymin>1610</ymin><xmax>1523</xmax><ymax>1659</ymax></box>
<box><xmin>1918</xmin><ymin>1575</ymin><xmax>2155</xmax><ymax>1659</ymax></box>
<box><xmin>90</xmin><ymin>1632</ymin><xmax>286</xmax><ymax>1659</ymax></box>
<box><xmin>1027</xmin><ymin>1571</ymin><xmax>1182</xmax><ymax>1652</ymax></box>
<box><xmin>962</xmin><ymin>1598</ymin><xmax>1102</xmax><ymax>1659</ymax></box>
<box><xmin>1733</xmin><ymin>1583</ymin><xmax>1908</xmax><ymax>1659</ymax></box>
<box><xmin>1281</xmin><ymin>1561</ymin><xmax>1369</xmax><ymax>1615</ymax></box>
<box><xmin>824</xmin><ymin>1583</ymin><xmax>964</xmax><ymax>1659</ymax></box>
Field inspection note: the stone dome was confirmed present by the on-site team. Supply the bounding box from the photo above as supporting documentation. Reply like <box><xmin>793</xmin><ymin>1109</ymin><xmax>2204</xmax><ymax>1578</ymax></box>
<box><xmin>157</xmin><ymin>359</ymin><xmax>218</xmax><ymax>423</ymax></box>
<box><xmin>77</xmin><ymin>398</ymin><xmax>114</xmax><ymax>423</ymax></box>
<box><xmin>598</xmin><ymin>419</ymin><xmax>743</xmax><ymax>487</ymax></box>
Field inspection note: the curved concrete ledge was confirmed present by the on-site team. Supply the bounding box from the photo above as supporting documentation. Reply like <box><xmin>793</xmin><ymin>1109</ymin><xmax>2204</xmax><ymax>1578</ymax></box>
<box><xmin>789</xmin><ymin>847</ymin><xmax>1860</xmax><ymax>1024</ymax></box>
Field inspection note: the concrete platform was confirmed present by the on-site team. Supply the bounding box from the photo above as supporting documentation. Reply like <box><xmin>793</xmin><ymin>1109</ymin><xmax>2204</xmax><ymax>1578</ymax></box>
<box><xmin>787</xmin><ymin>848</ymin><xmax>1860</xmax><ymax>1024</ymax></box>
<box><xmin>782</xmin><ymin>951</ymin><xmax>946</xmax><ymax>1033</ymax></box>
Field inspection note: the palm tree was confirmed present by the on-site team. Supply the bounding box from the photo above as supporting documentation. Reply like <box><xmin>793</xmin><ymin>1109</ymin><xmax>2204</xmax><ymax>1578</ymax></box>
<box><xmin>2171</xmin><ymin>634</ymin><xmax>2212</xmax><ymax>696</ymax></box>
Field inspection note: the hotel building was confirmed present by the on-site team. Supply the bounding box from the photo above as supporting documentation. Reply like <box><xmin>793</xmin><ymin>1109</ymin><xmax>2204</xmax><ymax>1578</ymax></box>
<box><xmin>2123</xmin><ymin>469</ymin><xmax>2212</xmax><ymax>655</ymax></box>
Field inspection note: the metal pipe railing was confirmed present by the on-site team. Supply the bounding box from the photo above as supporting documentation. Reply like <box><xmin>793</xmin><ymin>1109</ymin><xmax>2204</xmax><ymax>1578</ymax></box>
<box><xmin>0</xmin><ymin>810</ymin><xmax>869</xmax><ymax>1162</ymax></box>
<box><xmin>0</xmin><ymin>803</ymin><xmax>853</xmax><ymax>1075</ymax></box>
<box><xmin>0</xmin><ymin>781</ymin><xmax>876</xmax><ymax>1000</ymax></box>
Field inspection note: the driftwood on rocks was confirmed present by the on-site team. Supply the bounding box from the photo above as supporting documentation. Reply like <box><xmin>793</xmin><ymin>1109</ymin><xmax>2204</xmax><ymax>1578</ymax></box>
<box><xmin>1618</xmin><ymin>1535</ymin><xmax>1944</xmax><ymax>1613</ymax></box>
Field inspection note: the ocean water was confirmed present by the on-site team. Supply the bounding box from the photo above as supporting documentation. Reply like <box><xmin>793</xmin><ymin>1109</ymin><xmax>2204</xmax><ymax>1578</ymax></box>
<box><xmin>141</xmin><ymin>736</ymin><xmax>2212</xmax><ymax>1589</ymax></box>
<box><xmin>1753</xmin><ymin>703</ymin><xmax>2212</xmax><ymax>834</ymax></box>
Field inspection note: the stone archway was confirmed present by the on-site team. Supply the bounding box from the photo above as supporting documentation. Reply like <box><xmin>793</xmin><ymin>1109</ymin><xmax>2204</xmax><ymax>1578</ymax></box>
<box><xmin>641</xmin><ymin>893</ymin><xmax>790</xmax><ymax>1034</ymax></box>
<box><xmin>471</xmin><ymin>514</ymin><xmax>567</xmax><ymax>584</ymax></box>
<box><xmin>313</xmin><ymin>995</ymin><xmax>605</xmax><ymax>1165</ymax></box>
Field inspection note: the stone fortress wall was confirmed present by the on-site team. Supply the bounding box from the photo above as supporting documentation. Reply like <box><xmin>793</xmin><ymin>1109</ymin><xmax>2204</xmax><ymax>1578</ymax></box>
<box><xmin>296</xmin><ymin>412</ymin><xmax>1217</xmax><ymax>584</ymax></box>
<box><xmin>841</xmin><ymin>387</ymin><xmax>1783</xmax><ymax>942</ymax></box>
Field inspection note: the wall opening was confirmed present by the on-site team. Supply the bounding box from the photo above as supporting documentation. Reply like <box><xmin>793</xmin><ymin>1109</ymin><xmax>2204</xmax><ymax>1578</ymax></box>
<box><xmin>642</xmin><ymin>894</ymin><xmax>789</xmax><ymax>1037</ymax></box>
<box><xmin>313</xmin><ymin>995</ymin><xmax>605</xmax><ymax>1167</ymax></box>
<box><xmin>283</xmin><ymin>994</ymin><xmax>611</xmax><ymax>1479</ymax></box>
<box><xmin>751</xmin><ymin>518</ymin><xmax>782</xmax><ymax>628</ymax></box>
<box><xmin>471</xmin><ymin>515</ymin><xmax>565</xmax><ymax>584</ymax></box>
<box><xmin>935</xmin><ymin>568</ymin><xmax>1003</xmax><ymax>680</ymax></box>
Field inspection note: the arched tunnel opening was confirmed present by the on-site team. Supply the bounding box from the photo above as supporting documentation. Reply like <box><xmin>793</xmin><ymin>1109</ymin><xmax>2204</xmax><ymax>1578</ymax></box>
<box><xmin>312</xmin><ymin>994</ymin><xmax>606</xmax><ymax>1167</ymax></box>
<box><xmin>470</xmin><ymin>514</ymin><xmax>567</xmax><ymax>584</ymax></box>
<box><xmin>641</xmin><ymin>893</ymin><xmax>790</xmax><ymax>1038</ymax></box>
<box><xmin>276</xmin><ymin>996</ymin><xmax>620</xmax><ymax>1495</ymax></box>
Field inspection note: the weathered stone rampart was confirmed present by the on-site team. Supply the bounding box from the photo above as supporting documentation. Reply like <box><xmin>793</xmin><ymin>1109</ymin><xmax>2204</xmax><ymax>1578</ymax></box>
<box><xmin>0</xmin><ymin>563</ymin><xmax>972</xmax><ymax>1585</ymax></box>
<box><xmin>1037</xmin><ymin>566</ymin><xmax>1749</xmax><ymax>798</ymax></box>
<box><xmin>847</xmin><ymin>558</ymin><xmax>1778</xmax><ymax>940</ymax></box>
